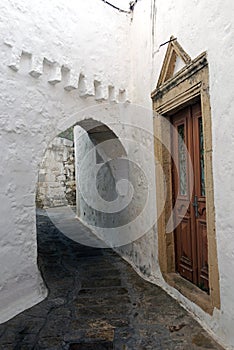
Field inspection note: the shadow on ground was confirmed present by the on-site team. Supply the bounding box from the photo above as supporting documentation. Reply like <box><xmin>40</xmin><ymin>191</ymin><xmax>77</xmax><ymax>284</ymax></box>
<box><xmin>0</xmin><ymin>211</ymin><xmax>223</xmax><ymax>349</ymax></box>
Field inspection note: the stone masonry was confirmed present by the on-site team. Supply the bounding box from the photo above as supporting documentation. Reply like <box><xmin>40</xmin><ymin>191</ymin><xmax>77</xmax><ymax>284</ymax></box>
<box><xmin>36</xmin><ymin>137</ymin><xmax>76</xmax><ymax>208</ymax></box>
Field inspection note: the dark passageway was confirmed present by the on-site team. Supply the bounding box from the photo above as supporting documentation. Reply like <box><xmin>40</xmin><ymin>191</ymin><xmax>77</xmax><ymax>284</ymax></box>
<box><xmin>0</xmin><ymin>212</ymin><xmax>223</xmax><ymax>349</ymax></box>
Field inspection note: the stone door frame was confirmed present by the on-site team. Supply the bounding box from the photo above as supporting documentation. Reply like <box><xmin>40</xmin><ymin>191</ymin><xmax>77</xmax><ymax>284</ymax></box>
<box><xmin>151</xmin><ymin>48</ymin><xmax>220</xmax><ymax>314</ymax></box>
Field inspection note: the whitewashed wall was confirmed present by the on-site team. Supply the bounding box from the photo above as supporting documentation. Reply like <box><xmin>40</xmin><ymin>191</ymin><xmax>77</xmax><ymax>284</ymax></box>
<box><xmin>0</xmin><ymin>0</ymin><xmax>133</xmax><ymax>324</ymax></box>
<box><xmin>0</xmin><ymin>0</ymin><xmax>234</xmax><ymax>348</ymax></box>
<box><xmin>74</xmin><ymin>126</ymin><xmax>119</xmax><ymax>230</ymax></box>
<box><xmin>0</xmin><ymin>0</ymin><xmax>157</xmax><ymax>326</ymax></box>
<box><xmin>118</xmin><ymin>1</ymin><xmax>234</xmax><ymax>349</ymax></box>
<box><xmin>74</xmin><ymin>123</ymin><xmax>154</xmax><ymax>248</ymax></box>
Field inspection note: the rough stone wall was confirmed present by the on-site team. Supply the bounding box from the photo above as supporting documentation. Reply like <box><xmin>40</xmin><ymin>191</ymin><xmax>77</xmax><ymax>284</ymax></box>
<box><xmin>36</xmin><ymin>137</ymin><xmax>76</xmax><ymax>208</ymax></box>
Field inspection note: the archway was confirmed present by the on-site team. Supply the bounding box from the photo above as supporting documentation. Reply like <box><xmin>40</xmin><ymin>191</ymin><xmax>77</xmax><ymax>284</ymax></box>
<box><xmin>0</xmin><ymin>99</ymin><xmax>156</xmax><ymax>325</ymax></box>
<box><xmin>0</xmin><ymin>101</ymin><xmax>133</xmax><ymax>324</ymax></box>
<box><xmin>36</xmin><ymin>117</ymin><xmax>128</xmax><ymax>251</ymax></box>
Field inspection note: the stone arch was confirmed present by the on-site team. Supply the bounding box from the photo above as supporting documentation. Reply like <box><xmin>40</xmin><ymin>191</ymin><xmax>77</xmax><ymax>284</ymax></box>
<box><xmin>0</xmin><ymin>0</ymin><xmax>153</xmax><ymax>328</ymax></box>
<box><xmin>0</xmin><ymin>43</ymin><xmax>154</xmax><ymax>323</ymax></box>
<box><xmin>36</xmin><ymin>114</ymin><xmax>128</xmax><ymax>238</ymax></box>
<box><xmin>36</xmin><ymin>116</ymin><xmax>127</xmax><ymax>209</ymax></box>
<box><xmin>0</xmin><ymin>84</ymin><xmax>132</xmax><ymax>324</ymax></box>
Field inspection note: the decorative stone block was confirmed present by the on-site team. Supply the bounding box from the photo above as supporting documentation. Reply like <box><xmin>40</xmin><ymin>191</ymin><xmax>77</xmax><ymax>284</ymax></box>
<box><xmin>64</xmin><ymin>69</ymin><xmax>79</xmax><ymax>91</ymax></box>
<box><xmin>94</xmin><ymin>82</ymin><xmax>109</xmax><ymax>101</ymax></box>
<box><xmin>79</xmin><ymin>75</ymin><xmax>95</xmax><ymax>97</ymax></box>
<box><xmin>48</xmin><ymin>63</ymin><xmax>62</xmax><ymax>85</ymax></box>
<box><xmin>8</xmin><ymin>47</ymin><xmax>22</xmax><ymax>71</ymax></box>
<box><xmin>29</xmin><ymin>55</ymin><xmax>43</xmax><ymax>78</ymax></box>
<box><xmin>108</xmin><ymin>85</ymin><xmax>117</xmax><ymax>103</ymax></box>
<box><xmin>118</xmin><ymin>88</ymin><xmax>127</xmax><ymax>103</ymax></box>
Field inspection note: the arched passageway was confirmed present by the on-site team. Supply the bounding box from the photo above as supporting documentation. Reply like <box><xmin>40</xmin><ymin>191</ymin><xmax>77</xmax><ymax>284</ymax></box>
<box><xmin>36</xmin><ymin>117</ymin><xmax>129</xmax><ymax>248</ymax></box>
<box><xmin>0</xmin><ymin>118</ymin><xmax>223</xmax><ymax>349</ymax></box>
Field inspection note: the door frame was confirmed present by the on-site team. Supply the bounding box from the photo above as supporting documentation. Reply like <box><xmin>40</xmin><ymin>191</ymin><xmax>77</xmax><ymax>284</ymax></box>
<box><xmin>151</xmin><ymin>51</ymin><xmax>220</xmax><ymax>314</ymax></box>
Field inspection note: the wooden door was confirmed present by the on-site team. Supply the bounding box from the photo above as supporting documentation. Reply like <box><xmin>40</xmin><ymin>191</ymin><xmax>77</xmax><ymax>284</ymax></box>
<box><xmin>172</xmin><ymin>102</ymin><xmax>209</xmax><ymax>292</ymax></box>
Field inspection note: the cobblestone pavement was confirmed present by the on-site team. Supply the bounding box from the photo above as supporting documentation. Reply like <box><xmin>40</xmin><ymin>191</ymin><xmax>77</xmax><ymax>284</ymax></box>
<box><xmin>0</xmin><ymin>212</ymin><xmax>223</xmax><ymax>350</ymax></box>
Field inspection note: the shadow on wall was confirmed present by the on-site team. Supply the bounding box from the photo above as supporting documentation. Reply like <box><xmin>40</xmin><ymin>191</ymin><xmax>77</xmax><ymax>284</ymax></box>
<box><xmin>36</xmin><ymin>117</ymin><xmax>150</xmax><ymax>250</ymax></box>
<box><xmin>36</xmin><ymin>119</ymin><xmax>129</xmax><ymax>229</ymax></box>
<box><xmin>74</xmin><ymin>120</ymin><xmax>129</xmax><ymax>230</ymax></box>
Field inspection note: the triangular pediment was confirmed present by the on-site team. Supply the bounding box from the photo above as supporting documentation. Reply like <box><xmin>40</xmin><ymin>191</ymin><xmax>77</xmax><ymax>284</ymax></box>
<box><xmin>157</xmin><ymin>36</ymin><xmax>191</xmax><ymax>88</ymax></box>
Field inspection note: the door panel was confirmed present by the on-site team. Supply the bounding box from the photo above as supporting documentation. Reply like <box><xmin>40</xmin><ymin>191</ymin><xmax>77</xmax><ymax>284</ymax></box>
<box><xmin>176</xmin><ymin>216</ymin><xmax>194</xmax><ymax>281</ymax></box>
<box><xmin>172</xmin><ymin>108</ymin><xmax>197</xmax><ymax>285</ymax></box>
<box><xmin>172</xmin><ymin>102</ymin><xmax>209</xmax><ymax>292</ymax></box>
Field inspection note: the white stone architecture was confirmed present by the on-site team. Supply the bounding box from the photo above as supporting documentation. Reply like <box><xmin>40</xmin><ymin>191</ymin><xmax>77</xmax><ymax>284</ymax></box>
<box><xmin>0</xmin><ymin>0</ymin><xmax>233</xmax><ymax>348</ymax></box>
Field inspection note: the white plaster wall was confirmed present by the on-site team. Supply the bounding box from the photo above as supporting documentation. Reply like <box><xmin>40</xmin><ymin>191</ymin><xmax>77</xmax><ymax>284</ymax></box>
<box><xmin>0</xmin><ymin>0</ymin><xmax>233</xmax><ymax>348</ymax></box>
<box><xmin>0</xmin><ymin>0</ymin><xmax>134</xmax><ymax>323</ymax></box>
<box><xmin>74</xmin><ymin>126</ymin><xmax>120</xmax><ymax>230</ymax></box>
<box><xmin>74</xmin><ymin>123</ymin><xmax>154</xmax><ymax>247</ymax></box>
<box><xmin>118</xmin><ymin>0</ymin><xmax>234</xmax><ymax>348</ymax></box>
<box><xmin>1</xmin><ymin>0</ymin><xmax>131</xmax><ymax>97</ymax></box>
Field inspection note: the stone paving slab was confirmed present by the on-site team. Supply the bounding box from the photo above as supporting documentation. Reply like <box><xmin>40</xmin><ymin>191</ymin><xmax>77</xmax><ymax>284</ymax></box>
<box><xmin>0</xmin><ymin>212</ymin><xmax>224</xmax><ymax>350</ymax></box>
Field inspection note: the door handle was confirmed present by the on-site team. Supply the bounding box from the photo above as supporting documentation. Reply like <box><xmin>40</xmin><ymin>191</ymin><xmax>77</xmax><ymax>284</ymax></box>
<box><xmin>192</xmin><ymin>195</ymin><xmax>199</xmax><ymax>218</ymax></box>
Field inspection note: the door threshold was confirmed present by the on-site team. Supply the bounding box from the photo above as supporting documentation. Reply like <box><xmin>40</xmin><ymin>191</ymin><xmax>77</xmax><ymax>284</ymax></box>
<box><xmin>164</xmin><ymin>272</ymin><xmax>213</xmax><ymax>314</ymax></box>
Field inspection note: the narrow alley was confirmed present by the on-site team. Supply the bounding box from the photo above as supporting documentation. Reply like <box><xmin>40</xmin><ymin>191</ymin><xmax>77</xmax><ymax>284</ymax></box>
<box><xmin>0</xmin><ymin>212</ymin><xmax>223</xmax><ymax>350</ymax></box>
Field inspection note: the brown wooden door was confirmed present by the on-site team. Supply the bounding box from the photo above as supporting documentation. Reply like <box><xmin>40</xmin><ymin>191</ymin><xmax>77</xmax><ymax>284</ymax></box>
<box><xmin>172</xmin><ymin>102</ymin><xmax>209</xmax><ymax>292</ymax></box>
